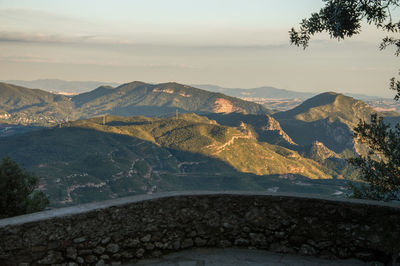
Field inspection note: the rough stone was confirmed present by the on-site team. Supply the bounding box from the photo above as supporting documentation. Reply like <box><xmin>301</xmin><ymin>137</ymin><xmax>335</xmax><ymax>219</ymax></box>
<box><xmin>121</xmin><ymin>251</ymin><xmax>134</xmax><ymax>259</ymax></box>
<box><xmin>95</xmin><ymin>260</ymin><xmax>106</xmax><ymax>266</ymax></box>
<box><xmin>145</xmin><ymin>243</ymin><xmax>155</xmax><ymax>250</ymax></box>
<box><xmin>76</xmin><ymin>257</ymin><xmax>84</xmax><ymax>264</ymax></box>
<box><xmin>65</xmin><ymin>247</ymin><xmax>77</xmax><ymax>259</ymax></box>
<box><xmin>78</xmin><ymin>249</ymin><xmax>92</xmax><ymax>255</ymax></box>
<box><xmin>300</xmin><ymin>244</ymin><xmax>317</xmax><ymax>256</ymax></box>
<box><xmin>31</xmin><ymin>246</ymin><xmax>47</xmax><ymax>252</ymax></box>
<box><xmin>218</xmin><ymin>240</ymin><xmax>232</xmax><ymax>247</ymax></box>
<box><xmin>355</xmin><ymin>252</ymin><xmax>375</xmax><ymax>261</ymax></box>
<box><xmin>123</xmin><ymin>238</ymin><xmax>140</xmax><ymax>248</ymax></box>
<box><xmin>93</xmin><ymin>246</ymin><xmax>106</xmax><ymax>255</ymax></box>
<box><xmin>101</xmin><ymin>237</ymin><xmax>111</xmax><ymax>245</ymax></box>
<box><xmin>37</xmin><ymin>251</ymin><xmax>63</xmax><ymax>265</ymax></box>
<box><xmin>181</xmin><ymin>239</ymin><xmax>194</xmax><ymax>249</ymax></box>
<box><xmin>85</xmin><ymin>254</ymin><xmax>97</xmax><ymax>263</ymax></box>
<box><xmin>194</xmin><ymin>237</ymin><xmax>207</xmax><ymax>247</ymax></box>
<box><xmin>172</xmin><ymin>240</ymin><xmax>181</xmax><ymax>250</ymax></box>
<box><xmin>0</xmin><ymin>192</ymin><xmax>398</xmax><ymax>265</ymax></box>
<box><xmin>106</xmin><ymin>243</ymin><xmax>120</xmax><ymax>254</ymax></box>
<box><xmin>73</xmin><ymin>237</ymin><xmax>86</xmax><ymax>244</ymax></box>
<box><xmin>100</xmin><ymin>254</ymin><xmax>110</xmax><ymax>260</ymax></box>
<box><xmin>249</xmin><ymin>233</ymin><xmax>266</xmax><ymax>246</ymax></box>
<box><xmin>234</xmin><ymin>238</ymin><xmax>250</xmax><ymax>246</ymax></box>
<box><xmin>136</xmin><ymin>248</ymin><xmax>145</xmax><ymax>258</ymax></box>
<box><xmin>141</xmin><ymin>234</ymin><xmax>152</xmax><ymax>243</ymax></box>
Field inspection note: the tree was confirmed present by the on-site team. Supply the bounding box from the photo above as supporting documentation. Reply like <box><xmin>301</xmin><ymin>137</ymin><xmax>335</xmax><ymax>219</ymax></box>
<box><xmin>290</xmin><ymin>0</ymin><xmax>399</xmax><ymax>98</ymax></box>
<box><xmin>0</xmin><ymin>156</ymin><xmax>49</xmax><ymax>218</ymax></box>
<box><xmin>291</xmin><ymin>0</ymin><xmax>400</xmax><ymax>201</ymax></box>
<box><xmin>348</xmin><ymin>114</ymin><xmax>400</xmax><ymax>201</ymax></box>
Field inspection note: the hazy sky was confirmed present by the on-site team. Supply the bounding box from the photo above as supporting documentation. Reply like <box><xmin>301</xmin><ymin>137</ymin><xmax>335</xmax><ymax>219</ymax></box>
<box><xmin>0</xmin><ymin>0</ymin><xmax>398</xmax><ymax>97</ymax></box>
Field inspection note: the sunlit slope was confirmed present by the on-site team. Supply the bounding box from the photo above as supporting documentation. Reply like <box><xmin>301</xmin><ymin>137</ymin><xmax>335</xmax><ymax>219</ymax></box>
<box><xmin>0</xmin><ymin>114</ymin><xmax>343</xmax><ymax>206</ymax></box>
<box><xmin>0</xmin><ymin>82</ymin><xmax>75</xmax><ymax>125</ymax></box>
<box><xmin>73</xmin><ymin>81</ymin><xmax>271</xmax><ymax>117</ymax></box>
<box><xmin>66</xmin><ymin>114</ymin><xmax>332</xmax><ymax>179</ymax></box>
<box><xmin>0</xmin><ymin>81</ymin><xmax>271</xmax><ymax>126</ymax></box>
<box><xmin>273</xmin><ymin>92</ymin><xmax>400</xmax><ymax>153</ymax></box>
<box><xmin>274</xmin><ymin>92</ymin><xmax>377</xmax><ymax>125</ymax></box>
<box><xmin>205</xmin><ymin>113</ymin><xmax>297</xmax><ymax>147</ymax></box>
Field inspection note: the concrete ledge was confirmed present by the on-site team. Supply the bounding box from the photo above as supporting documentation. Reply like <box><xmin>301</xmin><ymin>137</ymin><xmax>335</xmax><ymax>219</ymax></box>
<box><xmin>0</xmin><ymin>191</ymin><xmax>399</xmax><ymax>265</ymax></box>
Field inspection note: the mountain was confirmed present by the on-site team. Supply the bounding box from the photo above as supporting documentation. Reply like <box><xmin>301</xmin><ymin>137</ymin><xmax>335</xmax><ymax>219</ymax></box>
<box><xmin>0</xmin><ymin>114</ymin><xmax>342</xmax><ymax>206</ymax></box>
<box><xmin>302</xmin><ymin>141</ymin><xmax>359</xmax><ymax>180</ymax></box>
<box><xmin>193</xmin><ymin>84</ymin><xmax>400</xmax><ymax>113</ymax></box>
<box><xmin>273</xmin><ymin>92</ymin><xmax>376</xmax><ymax>126</ymax></box>
<box><xmin>65</xmin><ymin>114</ymin><xmax>329</xmax><ymax>179</ymax></box>
<box><xmin>72</xmin><ymin>81</ymin><xmax>271</xmax><ymax>117</ymax></box>
<box><xmin>0</xmin><ymin>82</ymin><xmax>75</xmax><ymax>125</ymax></box>
<box><xmin>3</xmin><ymin>79</ymin><xmax>120</xmax><ymax>94</ymax></box>
<box><xmin>305</xmin><ymin>141</ymin><xmax>340</xmax><ymax>163</ymax></box>
<box><xmin>204</xmin><ymin>113</ymin><xmax>297</xmax><ymax>147</ymax></box>
<box><xmin>193</xmin><ymin>84</ymin><xmax>316</xmax><ymax>99</ymax></box>
<box><xmin>273</xmin><ymin>92</ymin><xmax>400</xmax><ymax>153</ymax></box>
<box><xmin>0</xmin><ymin>81</ymin><xmax>271</xmax><ymax>126</ymax></box>
<box><xmin>193</xmin><ymin>84</ymin><xmax>394</xmax><ymax>101</ymax></box>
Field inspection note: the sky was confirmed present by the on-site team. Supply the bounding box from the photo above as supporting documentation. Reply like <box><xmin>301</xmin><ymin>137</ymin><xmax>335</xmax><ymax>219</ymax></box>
<box><xmin>0</xmin><ymin>0</ymin><xmax>398</xmax><ymax>97</ymax></box>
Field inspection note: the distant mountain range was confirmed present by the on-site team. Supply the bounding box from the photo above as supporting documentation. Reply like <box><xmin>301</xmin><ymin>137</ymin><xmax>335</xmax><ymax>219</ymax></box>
<box><xmin>1</xmin><ymin>79</ymin><xmax>399</xmax><ymax>207</ymax></box>
<box><xmin>193</xmin><ymin>84</ymin><xmax>391</xmax><ymax>101</ymax></box>
<box><xmin>193</xmin><ymin>84</ymin><xmax>316</xmax><ymax>99</ymax></box>
<box><xmin>0</xmin><ymin>82</ymin><xmax>74</xmax><ymax>125</ymax></box>
<box><xmin>2</xmin><ymin>79</ymin><xmax>120</xmax><ymax>94</ymax></box>
<box><xmin>0</xmin><ymin>81</ymin><xmax>270</xmax><ymax>125</ymax></box>
<box><xmin>2</xmin><ymin>79</ymin><xmax>389</xmax><ymax>101</ymax></box>
<box><xmin>73</xmin><ymin>81</ymin><xmax>270</xmax><ymax>117</ymax></box>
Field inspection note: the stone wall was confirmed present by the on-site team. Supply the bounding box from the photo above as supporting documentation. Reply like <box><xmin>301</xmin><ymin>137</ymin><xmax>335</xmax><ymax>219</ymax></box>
<box><xmin>0</xmin><ymin>191</ymin><xmax>399</xmax><ymax>265</ymax></box>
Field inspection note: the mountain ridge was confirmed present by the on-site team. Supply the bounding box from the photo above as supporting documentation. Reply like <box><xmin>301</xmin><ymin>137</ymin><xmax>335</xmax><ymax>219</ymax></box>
<box><xmin>2</xmin><ymin>79</ymin><xmax>120</xmax><ymax>94</ymax></box>
<box><xmin>273</xmin><ymin>91</ymin><xmax>388</xmax><ymax>126</ymax></box>
<box><xmin>0</xmin><ymin>113</ymin><xmax>345</xmax><ymax>206</ymax></box>
<box><xmin>0</xmin><ymin>81</ymin><xmax>271</xmax><ymax>125</ymax></box>
<box><xmin>273</xmin><ymin>92</ymin><xmax>400</xmax><ymax>154</ymax></box>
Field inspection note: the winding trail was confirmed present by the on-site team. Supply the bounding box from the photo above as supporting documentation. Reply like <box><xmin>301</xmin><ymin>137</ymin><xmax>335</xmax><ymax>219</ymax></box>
<box><xmin>210</xmin><ymin>134</ymin><xmax>252</xmax><ymax>155</ymax></box>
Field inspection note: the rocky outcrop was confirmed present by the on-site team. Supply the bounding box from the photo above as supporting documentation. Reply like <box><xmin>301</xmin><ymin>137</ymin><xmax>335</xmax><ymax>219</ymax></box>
<box><xmin>263</xmin><ymin>115</ymin><xmax>297</xmax><ymax>145</ymax></box>
<box><xmin>308</xmin><ymin>141</ymin><xmax>340</xmax><ymax>163</ymax></box>
<box><xmin>0</xmin><ymin>192</ymin><xmax>399</xmax><ymax>265</ymax></box>
<box><xmin>213</xmin><ymin>98</ymin><xmax>245</xmax><ymax>113</ymax></box>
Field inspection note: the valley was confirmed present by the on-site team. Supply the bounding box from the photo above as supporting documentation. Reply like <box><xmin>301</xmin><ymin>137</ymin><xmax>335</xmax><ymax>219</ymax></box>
<box><xmin>1</xmin><ymin>80</ymin><xmax>398</xmax><ymax>207</ymax></box>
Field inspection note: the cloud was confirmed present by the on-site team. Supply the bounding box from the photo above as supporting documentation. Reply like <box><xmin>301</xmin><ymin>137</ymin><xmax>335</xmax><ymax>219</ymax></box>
<box><xmin>0</xmin><ymin>31</ymin><xmax>292</xmax><ymax>52</ymax></box>
<box><xmin>0</xmin><ymin>8</ymin><xmax>99</xmax><ymax>32</ymax></box>
<box><xmin>0</xmin><ymin>54</ymin><xmax>53</xmax><ymax>63</ymax></box>
<box><xmin>0</xmin><ymin>53</ymin><xmax>200</xmax><ymax>69</ymax></box>
<box><xmin>0</xmin><ymin>31</ymin><xmax>98</xmax><ymax>44</ymax></box>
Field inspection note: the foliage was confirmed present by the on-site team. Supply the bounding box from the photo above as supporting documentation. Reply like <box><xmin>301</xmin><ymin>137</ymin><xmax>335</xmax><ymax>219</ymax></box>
<box><xmin>347</xmin><ymin>114</ymin><xmax>400</xmax><ymax>201</ymax></box>
<box><xmin>0</xmin><ymin>156</ymin><xmax>49</xmax><ymax>218</ymax></box>
<box><xmin>0</xmin><ymin>82</ymin><xmax>75</xmax><ymax>126</ymax></box>
<box><xmin>0</xmin><ymin>114</ymin><xmax>349</xmax><ymax>206</ymax></box>
<box><xmin>290</xmin><ymin>0</ymin><xmax>400</xmax><ymax>99</ymax></box>
<box><xmin>291</xmin><ymin>0</ymin><xmax>400</xmax><ymax>201</ymax></box>
<box><xmin>290</xmin><ymin>0</ymin><xmax>399</xmax><ymax>51</ymax></box>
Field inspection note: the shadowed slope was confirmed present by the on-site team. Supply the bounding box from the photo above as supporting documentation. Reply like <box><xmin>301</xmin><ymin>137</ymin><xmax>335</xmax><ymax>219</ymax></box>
<box><xmin>72</xmin><ymin>81</ymin><xmax>271</xmax><ymax>117</ymax></box>
<box><xmin>273</xmin><ymin>92</ymin><xmax>400</xmax><ymax>153</ymax></box>
<box><xmin>0</xmin><ymin>114</ymin><xmax>339</xmax><ymax>206</ymax></box>
<box><xmin>0</xmin><ymin>82</ymin><xmax>75</xmax><ymax>125</ymax></box>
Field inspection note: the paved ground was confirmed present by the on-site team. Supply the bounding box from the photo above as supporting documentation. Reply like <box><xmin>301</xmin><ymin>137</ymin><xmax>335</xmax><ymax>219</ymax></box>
<box><xmin>133</xmin><ymin>248</ymin><xmax>370</xmax><ymax>266</ymax></box>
